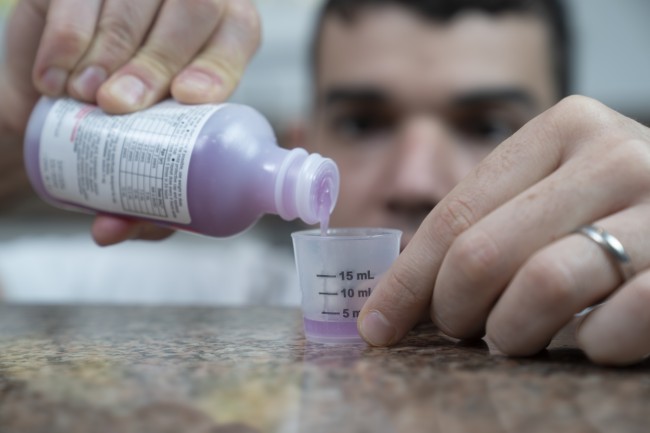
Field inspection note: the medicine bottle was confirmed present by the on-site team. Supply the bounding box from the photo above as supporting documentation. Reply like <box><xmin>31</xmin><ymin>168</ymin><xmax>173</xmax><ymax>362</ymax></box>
<box><xmin>24</xmin><ymin>97</ymin><xmax>339</xmax><ymax>237</ymax></box>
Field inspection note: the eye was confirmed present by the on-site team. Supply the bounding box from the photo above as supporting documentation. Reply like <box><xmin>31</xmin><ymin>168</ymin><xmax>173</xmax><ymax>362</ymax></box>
<box><xmin>329</xmin><ymin>111</ymin><xmax>396</xmax><ymax>143</ymax></box>
<box><xmin>452</xmin><ymin>114</ymin><xmax>520</xmax><ymax>146</ymax></box>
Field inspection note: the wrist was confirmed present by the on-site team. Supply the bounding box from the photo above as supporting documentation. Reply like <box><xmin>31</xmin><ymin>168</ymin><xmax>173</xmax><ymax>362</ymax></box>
<box><xmin>0</xmin><ymin>70</ymin><xmax>38</xmax><ymax>207</ymax></box>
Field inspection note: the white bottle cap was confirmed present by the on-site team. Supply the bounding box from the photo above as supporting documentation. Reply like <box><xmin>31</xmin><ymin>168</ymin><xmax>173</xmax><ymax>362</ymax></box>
<box><xmin>275</xmin><ymin>148</ymin><xmax>339</xmax><ymax>224</ymax></box>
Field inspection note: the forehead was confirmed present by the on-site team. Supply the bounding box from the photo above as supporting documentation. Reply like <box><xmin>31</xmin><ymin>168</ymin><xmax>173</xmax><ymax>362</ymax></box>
<box><xmin>316</xmin><ymin>6</ymin><xmax>557</xmax><ymax>109</ymax></box>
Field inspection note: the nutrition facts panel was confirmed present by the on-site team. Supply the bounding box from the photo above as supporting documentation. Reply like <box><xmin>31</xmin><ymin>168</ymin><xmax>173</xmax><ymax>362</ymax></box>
<box><xmin>40</xmin><ymin>98</ymin><xmax>220</xmax><ymax>224</ymax></box>
<box><xmin>115</xmin><ymin>109</ymin><xmax>202</xmax><ymax>220</ymax></box>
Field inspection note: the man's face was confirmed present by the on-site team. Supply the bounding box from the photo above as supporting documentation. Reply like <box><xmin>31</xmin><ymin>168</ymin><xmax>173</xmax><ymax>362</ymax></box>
<box><xmin>308</xmin><ymin>6</ymin><xmax>558</xmax><ymax>249</ymax></box>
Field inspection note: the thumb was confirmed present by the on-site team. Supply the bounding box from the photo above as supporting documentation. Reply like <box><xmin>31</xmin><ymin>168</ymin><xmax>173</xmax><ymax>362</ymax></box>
<box><xmin>357</xmin><ymin>221</ymin><xmax>447</xmax><ymax>346</ymax></box>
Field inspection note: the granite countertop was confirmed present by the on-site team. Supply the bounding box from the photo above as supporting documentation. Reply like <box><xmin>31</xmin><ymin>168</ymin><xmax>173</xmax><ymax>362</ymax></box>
<box><xmin>0</xmin><ymin>305</ymin><xmax>649</xmax><ymax>433</ymax></box>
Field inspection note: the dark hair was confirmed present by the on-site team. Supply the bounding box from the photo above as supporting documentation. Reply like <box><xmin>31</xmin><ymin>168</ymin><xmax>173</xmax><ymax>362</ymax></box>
<box><xmin>311</xmin><ymin>0</ymin><xmax>571</xmax><ymax>98</ymax></box>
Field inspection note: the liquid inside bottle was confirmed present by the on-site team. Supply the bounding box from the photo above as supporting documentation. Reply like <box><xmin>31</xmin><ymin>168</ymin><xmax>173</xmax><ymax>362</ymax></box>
<box><xmin>23</xmin><ymin>97</ymin><xmax>340</xmax><ymax>237</ymax></box>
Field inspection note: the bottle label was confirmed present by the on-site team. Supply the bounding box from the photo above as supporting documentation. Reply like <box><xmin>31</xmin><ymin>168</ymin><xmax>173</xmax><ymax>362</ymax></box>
<box><xmin>39</xmin><ymin>99</ymin><xmax>221</xmax><ymax>224</ymax></box>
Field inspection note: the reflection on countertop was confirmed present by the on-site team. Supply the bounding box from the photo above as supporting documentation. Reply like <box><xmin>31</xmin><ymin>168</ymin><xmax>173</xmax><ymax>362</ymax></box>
<box><xmin>0</xmin><ymin>305</ymin><xmax>649</xmax><ymax>433</ymax></box>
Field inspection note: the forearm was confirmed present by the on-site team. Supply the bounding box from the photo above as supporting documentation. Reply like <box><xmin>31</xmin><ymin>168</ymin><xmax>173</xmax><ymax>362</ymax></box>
<box><xmin>0</xmin><ymin>73</ymin><xmax>35</xmax><ymax>208</ymax></box>
<box><xmin>0</xmin><ymin>136</ymin><xmax>31</xmax><ymax>208</ymax></box>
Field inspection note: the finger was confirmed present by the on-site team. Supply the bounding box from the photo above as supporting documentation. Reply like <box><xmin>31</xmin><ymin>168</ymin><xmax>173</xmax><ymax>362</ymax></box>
<box><xmin>486</xmin><ymin>205</ymin><xmax>650</xmax><ymax>357</ymax></box>
<box><xmin>171</xmin><ymin>0</ymin><xmax>261</xmax><ymax>103</ymax></box>
<box><xmin>92</xmin><ymin>215</ymin><xmax>174</xmax><ymax>246</ymax></box>
<box><xmin>357</xmin><ymin>96</ymin><xmax>642</xmax><ymax>347</ymax></box>
<box><xmin>67</xmin><ymin>0</ymin><xmax>163</xmax><ymax>102</ymax></box>
<box><xmin>433</xmin><ymin>137</ymin><xmax>650</xmax><ymax>340</ymax></box>
<box><xmin>356</xmin><ymin>237</ymin><xmax>435</xmax><ymax>346</ymax></box>
<box><xmin>576</xmin><ymin>270</ymin><xmax>650</xmax><ymax>365</ymax></box>
<box><xmin>357</xmin><ymin>99</ymin><xmax>575</xmax><ymax>346</ymax></box>
<box><xmin>32</xmin><ymin>0</ymin><xmax>102</xmax><ymax>96</ymax></box>
<box><xmin>97</xmin><ymin>0</ymin><xmax>227</xmax><ymax>113</ymax></box>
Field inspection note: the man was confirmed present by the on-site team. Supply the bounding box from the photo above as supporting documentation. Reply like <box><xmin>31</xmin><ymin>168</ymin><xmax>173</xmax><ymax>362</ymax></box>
<box><xmin>3</xmin><ymin>0</ymin><xmax>650</xmax><ymax>365</ymax></box>
<box><xmin>301</xmin><ymin>0</ymin><xmax>650</xmax><ymax>366</ymax></box>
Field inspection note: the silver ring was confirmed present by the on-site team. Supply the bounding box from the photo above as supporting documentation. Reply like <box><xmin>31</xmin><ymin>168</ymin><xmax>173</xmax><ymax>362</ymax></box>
<box><xmin>573</xmin><ymin>225</ymin><xmax>636</xmax><ymax>282</ymax></box>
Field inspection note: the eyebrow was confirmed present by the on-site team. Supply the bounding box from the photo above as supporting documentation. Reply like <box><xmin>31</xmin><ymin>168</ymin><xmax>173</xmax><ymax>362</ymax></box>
<box><xmin>450</xmin><ymin>88</ymin><xmax>536</xmax><ymax>109</ymax></box>
<box><xmin>321</xmin><ymin>87</ymin><xmax>390</xmax><ymax>107</ymax></box>
<box><xmin>319</xmin><ymin>86</ymin><xmax>538</xmax><ymax>111</ymax></box>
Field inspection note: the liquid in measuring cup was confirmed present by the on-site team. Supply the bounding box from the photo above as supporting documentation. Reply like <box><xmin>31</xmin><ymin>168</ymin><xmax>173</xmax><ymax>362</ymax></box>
<box><xmin>292</xmin><ymin>228</ymin><xmax>401</xmax><ymax>344</ymax></box>
<box><xmin>304</xmin><ymin>269</ymin><xmax>379</xmax><ymax>341</ymax></box>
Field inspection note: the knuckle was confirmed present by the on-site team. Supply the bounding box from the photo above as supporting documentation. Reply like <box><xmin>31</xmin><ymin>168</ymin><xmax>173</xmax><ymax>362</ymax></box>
<box><xmin>433</xmin><ymin>295</ymin><xmax>483</xmax><ymax>339</ymax></box>
<box><xmin>204</xmin><ymin>54</ymin><xmax>239</xmax><ymax>76</ymax></box>
<box><xmin>225</xmin><ymin>0</ymin><xmax>262</xmax><ymax>47</ymax></box>
<box><xmin>615</xmin><ymin>139</ymin><xmax>650</xmax><ymax>185</ymax></box>
<box><xmin>197</xmin><ymin>55</ymin><xmax>242</xmax><ymax>85</ymax></box>
<box><xmin>383</xmin><ymin>266</ymin><xmax>429</xmax><ymax>309</ymax></box>
<box><xmin>557</xmin><ymin>94</ymin><xmax>603</xmax><ymax>112</ymax></box>
<box><xmin>555</xmin><ymin>95</ymin><xmax>610</xmax><ymax>121</ymax></box>
<box><xmin>448</xmin><ymin>230</ymin><xmax>501</xmax><ymax>284</ymax></box>
<box><xmin>177</xmin><ymin>0</ymin><xmax>229</xmax><ymax>31</ymax></box>
<box><xmin>96</xmin><ymin>15</ymin><xmax>142</xmax><ymax>60</ymax></box>
<box><xmin>434</xmin><ymin>196</ymin><xmax>477</xmax><ymax>239</ymax></box>
<box><xmin>518</xmin><ymin>252</ymin><xmax>575</xmax><ymax>310</ymax></box>
<box><xmin>48</xmin><ymin>25</ymin><xmax>92</xmax><ymax>60</ymax></box>
<box><xmin>137</xmin><ymin>46</ymin><xmax>182</xmax><ymax>80</ymax></box>
<box><xmin>226</xmin><ymin>0</ymin><xmax>261</xmax><ymax>32</ymax></box>
<box><xmin>546</xmin><ymin>95</ymin><xmax>618</xmax><ymax>138</ymax></box>
<box><xmin>187</xmin><ymin>0</ymin><xmax>225</xmax><ymax>16</ymax></box>
<box><xmin>578</xmin><ymin>138</ymin><xmax>650</xmax><ymax>193</ymax></box>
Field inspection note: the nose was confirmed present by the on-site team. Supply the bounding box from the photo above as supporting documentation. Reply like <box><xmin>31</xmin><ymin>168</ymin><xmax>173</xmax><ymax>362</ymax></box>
<box><xmin>384</xmin><ymin>115</ymin><xmax>458</xmax><ymax>243</ymax></box>
<box><xmin>390</xmin><ymin>114</ymin><xmax>455</xmax><ymax>204</ymax></box>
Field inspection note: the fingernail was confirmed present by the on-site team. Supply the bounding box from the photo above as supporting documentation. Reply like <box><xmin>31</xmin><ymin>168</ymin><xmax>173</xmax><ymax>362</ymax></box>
<box><xmin>106</xmin><ymin>74</ymin><xmax>146</xmax><ymax>109</ymax></box>
<box><xmin>71</xmin><ymin>66</ymin><xmax>108</xmax><ymax>100</ymax></box>
<box><xmin>176</xmin><ymin>69</ymin><xmax>222</xmax><ymax>99</ymax></box>
<box><xmin>359</xmin><ymin>310</ymin><xmax>396</xmax><ymax>346</ymax></box>
<box><xmin>41</xmin><ymin>67</ymin><xmax>68</xmax><ymax>95</ymax></box>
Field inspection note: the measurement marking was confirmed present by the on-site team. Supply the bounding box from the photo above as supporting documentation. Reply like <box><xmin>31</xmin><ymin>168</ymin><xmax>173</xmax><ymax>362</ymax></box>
<box><xmin>357</xmin><ymin>271</ymin><xmax>374</xmax><ymax>280</ymax></box>
<box><xmin>318</xmin><ymin>292</ymin><xmax>339</xmax><ymax>296</ymax></box>
<box><xmin>316</xmin><ymin>274</ymin><xmax>337</xmax><ymax>278</ymax></box>
<box><xmin>321</xmin><ymin>311</ymin><xmax>341</xmax><ymax>315</ymax></box>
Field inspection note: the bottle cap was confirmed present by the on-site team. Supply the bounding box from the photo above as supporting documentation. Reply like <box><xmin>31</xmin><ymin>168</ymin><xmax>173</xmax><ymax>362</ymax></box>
<box><xmin>275</xmin><ymin>148</ymin><xmax>339</xmax><ymax>225</ymax></box>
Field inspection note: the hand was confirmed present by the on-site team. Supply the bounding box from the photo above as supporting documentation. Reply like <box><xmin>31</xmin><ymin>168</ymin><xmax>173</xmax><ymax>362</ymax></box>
<box><xmin>1</xmin><ymin>0</ymin><xmax>260</xmax><ymax>245</ymax></box>
<box><xmin>358</xmin><ymin>95</ymin><xmax>650</xmax><ymax>365</ymax></box>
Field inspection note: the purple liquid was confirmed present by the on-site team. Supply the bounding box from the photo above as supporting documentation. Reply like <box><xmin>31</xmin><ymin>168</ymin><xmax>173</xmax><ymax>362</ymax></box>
<box><xmin>24</xmin><ymin>98</ymin><xmax>339</xmax><ymax>237</ymax></box>
<box><xmin>303</xmin><ymin>318</ymin><xmax>363</xmax><ymax>343</ymax></box>
<box><xmin>317</xmin><ymin>182</ymin><xmax>332</xmax><ymax>236</ymax></box>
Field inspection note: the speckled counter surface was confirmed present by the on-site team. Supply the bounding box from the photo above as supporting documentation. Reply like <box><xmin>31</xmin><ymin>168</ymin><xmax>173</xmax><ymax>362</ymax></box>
<box><xmin>0</xmin><ymin>305</ymin><xmax>649</xmax><ymax>433</ymax></box>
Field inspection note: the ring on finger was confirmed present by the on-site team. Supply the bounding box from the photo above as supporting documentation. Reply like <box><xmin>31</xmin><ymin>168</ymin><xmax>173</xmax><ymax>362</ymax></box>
<box><xmin>573</xmin><ymin>224</ymin><xmax>635</xmax><ymax>316</ymax></box>
<box><xmin>573</xmin><ymin>225</ymin><xmax>635</xmax><ymax>282</ymax></box>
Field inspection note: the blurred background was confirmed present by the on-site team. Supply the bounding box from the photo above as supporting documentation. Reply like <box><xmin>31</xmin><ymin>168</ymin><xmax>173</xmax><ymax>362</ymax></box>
<box><xmin>231</xmin><ymin>0</ymin><xmax>650</xmax><ymax>126</ymax></box>
<box><xmin>0</xmin><ymin>0</ymin><xmax>649</xmax><ymax>305</ymax></box>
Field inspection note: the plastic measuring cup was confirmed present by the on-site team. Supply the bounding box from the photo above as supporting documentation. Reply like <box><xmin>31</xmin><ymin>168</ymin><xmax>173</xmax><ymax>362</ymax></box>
<box><xmin>291</xmin><ymin>228</ymin><xmax>401</xmax><ymax>344</ymax></box>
